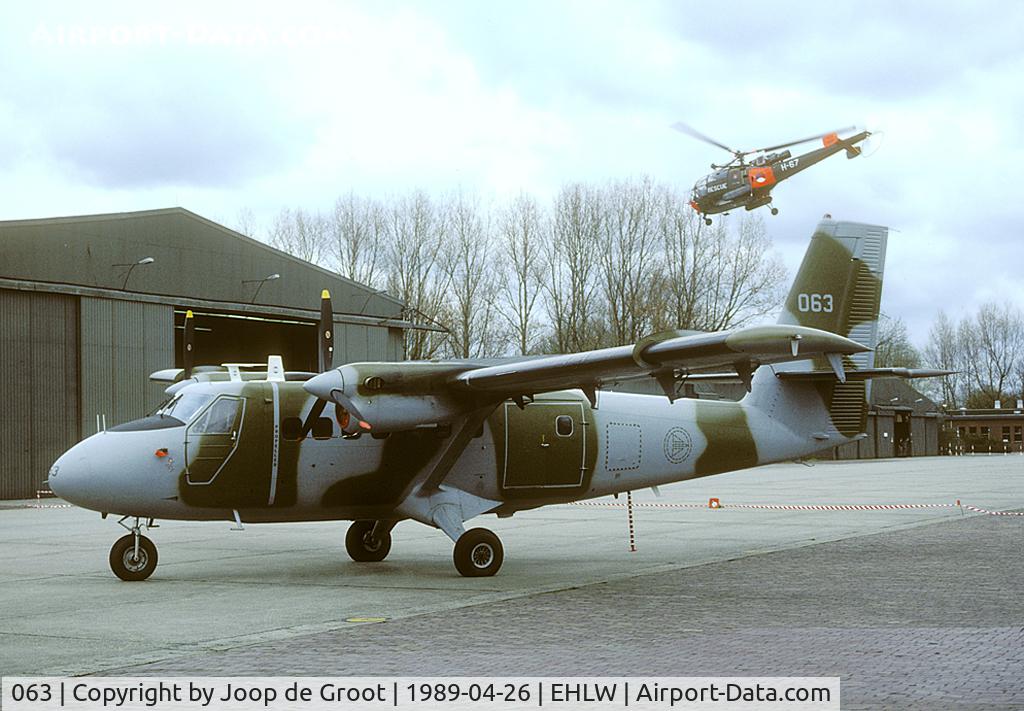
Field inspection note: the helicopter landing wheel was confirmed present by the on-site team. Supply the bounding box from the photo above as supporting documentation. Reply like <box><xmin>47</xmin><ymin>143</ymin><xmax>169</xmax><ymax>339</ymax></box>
<box><xmin>770</xmin><ymin>207</ymin><xmax>779</xmax><ymax>216</ymax></box>
<box><xmin>704</xmin><ymin>217</ymin><xmax>712</xmax><ymax>226</ymax></box>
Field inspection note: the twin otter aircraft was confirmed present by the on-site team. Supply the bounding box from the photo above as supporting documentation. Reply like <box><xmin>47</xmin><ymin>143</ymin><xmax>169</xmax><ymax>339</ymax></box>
<box><xmin>50</xmin><ymin>219</ymin><xmax>945</xmax><ymax>580</ymax></box>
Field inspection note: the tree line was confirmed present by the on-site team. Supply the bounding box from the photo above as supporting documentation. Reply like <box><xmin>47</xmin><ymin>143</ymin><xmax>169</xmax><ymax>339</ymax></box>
<box><xmin>239</xmin><ymin>177</ymin><xmax>1024</xmax><ymax>410</ymax></box>
<box><xmin>242</xmin><ymin>177</ymin><xmax>786</xmax><ymax>360</ymax></box>
<box><xmin>874</xmin><ymin>305</ymin><xmax>1024</xmax><ymax>409</ymax></box>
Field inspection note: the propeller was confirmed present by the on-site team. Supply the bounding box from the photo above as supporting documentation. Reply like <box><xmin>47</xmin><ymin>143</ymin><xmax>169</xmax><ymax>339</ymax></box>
<box><xmin>299</xmin><ymin>290</ymin><xmax>335</xmax><ymax>438</ymax></box>
<box><xmin>182</xmin><ymin>309</ymin><xmax>195</xmax><ymax>379</ymax></box>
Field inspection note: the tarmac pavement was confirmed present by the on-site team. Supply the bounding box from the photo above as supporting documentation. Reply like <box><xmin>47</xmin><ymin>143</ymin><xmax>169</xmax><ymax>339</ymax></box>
<box><xmin>1</xmin><ymin>455</ymin><xmax>1022</xmax><ymax>709</ymax></box>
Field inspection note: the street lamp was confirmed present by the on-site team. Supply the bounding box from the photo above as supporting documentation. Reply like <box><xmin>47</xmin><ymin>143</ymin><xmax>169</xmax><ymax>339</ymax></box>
<box><xmin>113</xmin><ymin>256</ymin><xmax>155</xmax><ymax>290</ymax></box>
<box><xmin>243</xmin><ymin>273</ymin><xmax>280</xmax><ymax>303</ymax></box>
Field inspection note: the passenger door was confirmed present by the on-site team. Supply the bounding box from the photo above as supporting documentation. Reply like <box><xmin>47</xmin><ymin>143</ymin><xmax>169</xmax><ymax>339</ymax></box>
<box><xmin>502</xmin><ymin>401</ymin><xmax>586</xmax><ymax>489</ymax></box>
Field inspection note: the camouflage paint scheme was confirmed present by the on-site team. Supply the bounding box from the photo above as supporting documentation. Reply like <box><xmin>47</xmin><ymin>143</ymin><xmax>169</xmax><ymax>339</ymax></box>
<box><xmin>50</xmin><ymin>220</ymin><xmax>887</xmax><ymax>539</ymax></box>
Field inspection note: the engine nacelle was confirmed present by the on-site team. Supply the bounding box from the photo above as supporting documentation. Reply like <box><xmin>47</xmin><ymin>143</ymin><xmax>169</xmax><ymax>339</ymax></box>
<box><xmin>303</xmin><ymin>362</ymin><xmax>477</xmax><ymax>432</ymax></box>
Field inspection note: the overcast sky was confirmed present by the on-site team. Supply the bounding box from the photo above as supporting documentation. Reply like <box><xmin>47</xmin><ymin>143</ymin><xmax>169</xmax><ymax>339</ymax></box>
<box><xmin>2</xmin><ymin>1</ymin><xmax>1022</xmax><ymax>346</ymax></box>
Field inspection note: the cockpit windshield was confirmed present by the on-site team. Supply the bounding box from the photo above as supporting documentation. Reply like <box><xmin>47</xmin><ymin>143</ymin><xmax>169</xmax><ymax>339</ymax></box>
<box><xmin>157</xmin><ymin>392</ymin><xmax>215</xmax><ymax>423</ymax></box>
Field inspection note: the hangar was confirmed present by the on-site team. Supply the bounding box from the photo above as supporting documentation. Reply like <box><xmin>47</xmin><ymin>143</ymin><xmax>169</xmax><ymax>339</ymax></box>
<box><xmin>0</xmin><ymin>208</ymin><xmax>413</xmax><ymax>499</ymax></box>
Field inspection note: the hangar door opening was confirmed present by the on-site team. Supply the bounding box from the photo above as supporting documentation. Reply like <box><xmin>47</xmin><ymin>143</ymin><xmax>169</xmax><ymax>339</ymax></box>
<box><xmin>175</xmin><ymin>309</ymin><xmax>318</xmax><ymax>373</ymax></box>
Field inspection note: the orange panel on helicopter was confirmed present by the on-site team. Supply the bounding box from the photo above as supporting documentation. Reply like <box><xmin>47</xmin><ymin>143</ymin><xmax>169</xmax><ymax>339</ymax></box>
<box><xmin>823</xmin><ymin>132</ymin><xmax>839</xmax><ymax>147</ymax></box>
<box><xmin>747</xmin><ymin>166</ymin><xmax>776</xmax><ymax>190</ymax></box>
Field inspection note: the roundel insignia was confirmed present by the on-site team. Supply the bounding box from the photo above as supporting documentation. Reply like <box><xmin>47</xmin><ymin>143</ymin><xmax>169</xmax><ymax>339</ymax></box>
<box><xmin>663</xmin><ymin>427</ymin><xmax>692</xmax><ymax>464</ymax></box>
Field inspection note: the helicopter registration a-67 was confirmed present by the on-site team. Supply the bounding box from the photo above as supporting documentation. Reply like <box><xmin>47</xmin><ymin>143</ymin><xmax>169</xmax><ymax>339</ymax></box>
<box><xmin>47</xmin><ymin>218</ymin><xmax>947</xmax><ymax>580</ymax></box>
<box><xmin>674</xmin><ymin>122</ymin><xmax>872</xmax><ymax>224</ymax></box>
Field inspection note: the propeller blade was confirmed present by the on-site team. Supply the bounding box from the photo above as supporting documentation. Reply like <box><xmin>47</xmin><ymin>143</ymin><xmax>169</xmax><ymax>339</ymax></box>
<box><xmin>670</xmin><ymin>121</ymin><xmax>741</xmax><ymax>156</ymax></box>
<box><xmin>182</xmin><ymin>310</ymin><xmax>195</xmax><ymax>379</ymax></box>
<box><xmin>318</xmin><ymin>289</ymin><xmax>334</xmax><ymax>373</ymax></box>
<box><xmin>298</xmin><ymin>398</ymin><xmax>328</xmax><ymax>439</ymax></box>
<box><xmin>753</xmin><ymin>126</ymin><xmax>858</xmax><ymax>154</ymax></box>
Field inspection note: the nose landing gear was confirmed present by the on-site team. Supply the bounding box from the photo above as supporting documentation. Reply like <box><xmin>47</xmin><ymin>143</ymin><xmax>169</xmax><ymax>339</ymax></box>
<box><xmin>109</xmin><ymin>516</ymin><xmax>158</xmax><ymax>581</ymax></box>
<box><xmin>345</xmin><ymin>520</ymin><xmax>394</xmax><ymax>562</ymax></box>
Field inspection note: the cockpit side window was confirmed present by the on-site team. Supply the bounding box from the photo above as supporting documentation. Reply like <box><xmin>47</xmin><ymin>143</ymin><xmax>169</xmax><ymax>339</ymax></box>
<box><xmin>159</xmin><ymin>392</ymin><xmax>215</xmax><ymax>423</ymax></box>
<box><xmin>191</xmin><ymin>398</ymin><xmax>241</xmax><ymax>435</ymax></box>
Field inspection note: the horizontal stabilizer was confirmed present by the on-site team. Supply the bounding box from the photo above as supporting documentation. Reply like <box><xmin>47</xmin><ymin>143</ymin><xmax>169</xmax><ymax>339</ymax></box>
<box><xmin>777</xmin><ymin>367</ymin><xmax>954</xmax><ymax>382</ymax></box>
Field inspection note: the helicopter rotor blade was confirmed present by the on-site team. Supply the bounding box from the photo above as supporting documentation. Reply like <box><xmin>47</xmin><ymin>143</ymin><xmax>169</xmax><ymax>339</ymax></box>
<box><xmin>670</xmin><ymin>121</ymin><xmax>741</xmax><ymax>157</ymax></box>
<box><xmin>751</xmin><ymin>126</ymin><xmax>858</xmax><ymax>155</ymax></box>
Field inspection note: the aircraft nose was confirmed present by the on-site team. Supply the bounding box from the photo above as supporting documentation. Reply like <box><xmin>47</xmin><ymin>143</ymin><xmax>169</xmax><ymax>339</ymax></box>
<box><xmin>47</xmin><ymin>443</ymin><xmax>95</xmax><ymax>508</ymax></box>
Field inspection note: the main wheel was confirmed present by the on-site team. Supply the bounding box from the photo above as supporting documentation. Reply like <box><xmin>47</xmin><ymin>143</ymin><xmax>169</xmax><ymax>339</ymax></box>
<box><xmin>704</xmin><ymin>217</ymin><xmax>713</xmax><ymax>226</ymax></box>
<box><xmin>453</xmin><ymin>528</ymin><xmax>503</xmax><ymax>577</ymax></box>
<box><xmin>109</xmin><ymin>534</ymin><xmax>158</xmax><ymax>581</ymax></box>
<box><xmin>345</xmin><ymin>520</ymin><xmax>392</xmax><ymax>562</ymax></box>
<box><xmin>770</xmin><ymin>207</ymin><xmax>779</xmax><ymax>215</ymax></box>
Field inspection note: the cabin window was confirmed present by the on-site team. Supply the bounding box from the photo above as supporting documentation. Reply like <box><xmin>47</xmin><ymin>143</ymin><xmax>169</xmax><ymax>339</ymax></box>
<box><xmin>555</xmin><ymin>415</ymin><xmax>574</xmax><ymax>437</ymax></box>
<box><xmin>282</xmin><ymin>417</ymin><xmax>303</xmax><ymax>441</ymax></box>
<box><xmin>312</xmin><ymin>417</ymin><xmax>333</xmax><ymax>440</ymax></box>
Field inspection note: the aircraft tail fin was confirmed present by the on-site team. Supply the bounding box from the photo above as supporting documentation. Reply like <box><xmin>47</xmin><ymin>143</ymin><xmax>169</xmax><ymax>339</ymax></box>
<box><xmin>748</xmin><ymin>219</ymin><xmax>888</xmax><ymax>440</ymax></box>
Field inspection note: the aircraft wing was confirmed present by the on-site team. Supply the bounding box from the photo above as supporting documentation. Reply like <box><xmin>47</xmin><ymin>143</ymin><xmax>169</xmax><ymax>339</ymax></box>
<box><xmin>304</xmin><ymin>324</ymin><xmax>869</xmax><ymax>431</ymax></box>
<box><xmin>453</xmin><ymin>324</ymin><xmax>866</xmax><ymax>395</ymax></box>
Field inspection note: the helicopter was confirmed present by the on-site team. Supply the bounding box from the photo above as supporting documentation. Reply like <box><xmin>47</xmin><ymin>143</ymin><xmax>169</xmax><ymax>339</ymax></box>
<box><xmin>673</xmin><ymin>122</ymin><xmax>872</xmax><ymax>225</ymax></box>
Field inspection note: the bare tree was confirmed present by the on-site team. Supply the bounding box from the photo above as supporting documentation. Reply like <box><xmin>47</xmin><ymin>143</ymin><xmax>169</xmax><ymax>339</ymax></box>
<box><xmin>497</xmin><ymin>192</ymin><xmax>545</xmax><ymax>355</ymax></box>
<box><xmin>544</xmin><ymin>183</ymin><xmax>604</xmax><ymax>353</ymax></box>
<box><xmin>875</xmin><ymin>314</ymin><xmax>922</xmax><ymax>368</ymax></box>
<box><xmin>383</xmin><ymin>192</ymin><xmax>451</xmax><ymax>360</ymax></box>
<box><xmin>233</xmin><ymin>207</ymin><xmax>260</xmax><ymax>239</ymax></box>
<box><xmin>964</xmin><ymin>301</ymin><xmax>1024</xmax><ymax>406</ymax></box>
<box><xmin>443</xmin><ymin>192</ymin><xmax>502</xmax><ymax>358</ymax></box>
<box><xmin>599</xmin><ymin>177</ymin><xmax>664</xmax><ymax>345</ymax></box>
<box><xmin>269</xmin><ymin>207</ymin><xmax>329</xmax><ymax>265</ymax></box>
<box><xmin>923</xmin><ymin>310</ymin><xmax>965</xmax><ymax>407</ymax></box>
<box><xmin>659</xmin><ymin>208</ymin><xmax>785</xmax><ymax>332</ymax></box>
<box><xmin>329</xmin><ymin>192</ymin><xmax>385</xmax><ymax>289</ymax></box>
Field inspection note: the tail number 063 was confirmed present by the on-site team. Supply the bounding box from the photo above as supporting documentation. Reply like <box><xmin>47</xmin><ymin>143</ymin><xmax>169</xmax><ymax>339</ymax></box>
<box><xmin>797</xmin><ymin>293</ymin><xmax>834</xmax><ymax>313</ymax></box>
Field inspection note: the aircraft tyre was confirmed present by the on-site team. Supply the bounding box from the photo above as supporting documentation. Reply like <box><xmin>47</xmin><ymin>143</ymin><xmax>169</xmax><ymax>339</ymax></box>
<box><xmin>704</xmin><ymin>217</ymin><xmax>712</xmax><ymax>226</ymax></box>
<box><xmin>770</xmin><ymin>207</ymin><xmax>779</xmax><ymax>216</ymax></box>
<box><xmin>345</xmin><ymin>520</ymin><xmax>392</xmax><ymax>562</ymax></box>
<box><xmin>453</xmin><ymin>528</ymin><xmax>503</xmax><ymax>577</ymax></box>
<box><xmin>109</xmin><ymin>534</ymin><xmax>158</xmax><ymax>581</ymax></box>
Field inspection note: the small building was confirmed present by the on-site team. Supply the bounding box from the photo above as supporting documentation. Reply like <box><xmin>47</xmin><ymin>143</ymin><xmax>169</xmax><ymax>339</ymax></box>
<box><xmin>1</xmin><ymin>208</ymin><xmax>417</xmax><ymax>499</ymax></box>
<box><xmin>944</xmin><ymin>401</ymin><xmax>1024</xmax><ymax>454</ymax></box>
<box><xmin>833</xmin><ymin>379</ymin><xmax>944</xmax><ymax>460</ymax></box>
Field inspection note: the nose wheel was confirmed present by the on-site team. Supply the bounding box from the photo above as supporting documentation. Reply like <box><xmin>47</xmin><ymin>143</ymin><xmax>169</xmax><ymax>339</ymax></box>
<box><xmin>770</xmin><ymin>207</ymin><xmax>779</xmax><ymax>216</ymax></box>
<box><xmin>345</xmin><ymin>520</ymin><xmax>393</xmax><ymax>562</ymax></box>
<box><xmin>109</xmin><ymin>517</ymin><xmax>158</xmax><ymax>581</ymax></box>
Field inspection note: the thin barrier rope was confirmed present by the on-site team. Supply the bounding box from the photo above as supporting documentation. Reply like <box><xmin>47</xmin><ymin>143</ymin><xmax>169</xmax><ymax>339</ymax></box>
<box><xmin>569</xmin><ymin>499</ymin><xmax>1024</xmax><ymax>516</ymax></box>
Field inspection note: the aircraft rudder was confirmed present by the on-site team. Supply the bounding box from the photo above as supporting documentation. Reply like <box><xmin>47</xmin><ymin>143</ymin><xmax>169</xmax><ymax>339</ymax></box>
<box><xmin>778</xmin><ymin>218</ymin><xmax>887</xmax><ymax>366</ymax></box>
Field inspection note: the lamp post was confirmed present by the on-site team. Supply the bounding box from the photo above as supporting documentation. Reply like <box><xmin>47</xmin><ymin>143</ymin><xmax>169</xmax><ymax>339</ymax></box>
<box><xmin>243</xmin><ymin>273</ymin><xmax>280</xmax><ymax>303</ymax></box>
<box><xmin>113</xmin><ymin>257</ymin><xmax>155</xmax><ymax>290</ymax></box>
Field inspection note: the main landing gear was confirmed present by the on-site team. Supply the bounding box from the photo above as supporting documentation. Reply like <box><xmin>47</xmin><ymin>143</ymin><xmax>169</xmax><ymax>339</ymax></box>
<box><xmin>344</xmin><ymin>520</ymin><xmax>505</xmax><ymax>577</ymax></box>
<box><xmin>109</xmin><ymin>516</ymin><xmax>158</xmax><ymax>581</ymax></box>
<box><xmin>453</xmin><ymin>528</ymin><xmax>503</xmax><ymax>577</ymax></box>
